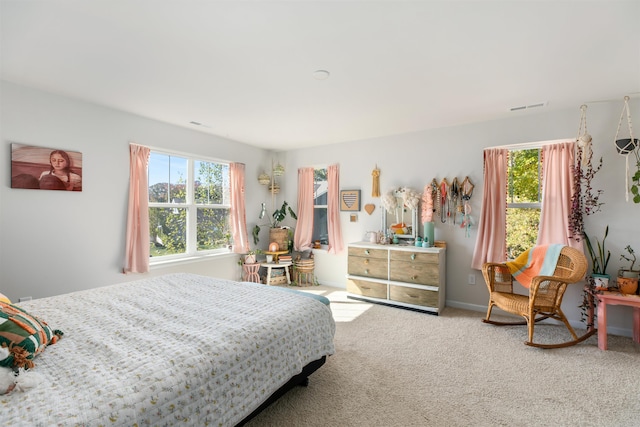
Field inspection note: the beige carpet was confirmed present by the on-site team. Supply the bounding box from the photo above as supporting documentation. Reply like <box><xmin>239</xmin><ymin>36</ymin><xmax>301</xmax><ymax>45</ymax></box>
<box><xmin>247</xmin><ymin>286</ymin><xmax>640</xmax><ymax>427</ymax></box>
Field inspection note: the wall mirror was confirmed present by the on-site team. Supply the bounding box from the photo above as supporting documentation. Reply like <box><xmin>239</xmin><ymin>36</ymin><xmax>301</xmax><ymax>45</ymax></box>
<box><xmin>381</xmin><ymin>189</ymin><xmax>418</xmax><ymax>240</ymax></box>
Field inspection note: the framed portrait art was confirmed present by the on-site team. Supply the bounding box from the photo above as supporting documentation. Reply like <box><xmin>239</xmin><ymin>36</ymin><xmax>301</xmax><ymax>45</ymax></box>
<box><xmin>340</xmin><ymin>190</ymin><xmax>361</xmax><ymax>211</ymax></box>
<box><xmin>11</xmin><ymin>143</ymin><xmax>83</xmax><ymax>191</ymax></box>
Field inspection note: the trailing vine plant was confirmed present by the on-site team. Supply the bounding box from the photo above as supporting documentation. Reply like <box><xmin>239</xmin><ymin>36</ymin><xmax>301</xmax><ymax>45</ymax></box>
<box><xmin>568</xmin><ymin>143</ymin><xmax>603</xmax><ymax>242</ymax></box>
<box><xmin>568</xmin><ymin>106</ymin><xmax>605</xmax><ymax>328</ymax></box>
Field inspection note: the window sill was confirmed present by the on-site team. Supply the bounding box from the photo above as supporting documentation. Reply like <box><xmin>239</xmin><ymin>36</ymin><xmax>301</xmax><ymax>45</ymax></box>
<box><xmin>150</xmin><ymin>251</ymin><xmax>236</xmax><ymax>269</ymax></box>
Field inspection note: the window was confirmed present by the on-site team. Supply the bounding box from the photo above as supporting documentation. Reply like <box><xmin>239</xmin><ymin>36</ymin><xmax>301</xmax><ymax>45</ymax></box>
<box><xmin>148</xmin><ymin>150</ymin><xmax>231</xmax><ymax>260</ymax></box>
<box><xmin>506</xmin><ymin>148</ymin><xmax>541</xmax><ymax>259</ymax></box>
<box><xmin>312</xmin><ymin>168</ymin><xmax>328</xmax><ymax>245</ymax></box>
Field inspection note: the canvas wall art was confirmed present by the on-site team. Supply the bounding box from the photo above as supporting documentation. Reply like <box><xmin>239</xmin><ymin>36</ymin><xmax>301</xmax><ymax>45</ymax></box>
<box><xmin>11</xmin><ymin>143</ymin><xmax>83</xmax><ymax>191</ymax></box>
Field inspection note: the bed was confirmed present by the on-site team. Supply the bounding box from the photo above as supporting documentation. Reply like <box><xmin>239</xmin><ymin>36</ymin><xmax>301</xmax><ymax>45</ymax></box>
<box><xmin>0</xmin><ymin>273</ymin><xmax>335</xmax><ymax>426</ymax></box>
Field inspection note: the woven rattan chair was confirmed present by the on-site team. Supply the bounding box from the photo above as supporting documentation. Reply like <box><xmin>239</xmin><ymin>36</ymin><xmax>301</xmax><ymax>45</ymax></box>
<box><xmin>482</xmin><ymin>246</ymin><xmax>589</xmax><ymax>348</ymax></box>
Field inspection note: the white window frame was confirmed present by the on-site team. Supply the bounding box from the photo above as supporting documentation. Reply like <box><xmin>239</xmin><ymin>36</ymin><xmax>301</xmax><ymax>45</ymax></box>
<box><xmin>148</xmin><ymin>148</ymin><xmax>231</xmax><ymax>265</ymax></box>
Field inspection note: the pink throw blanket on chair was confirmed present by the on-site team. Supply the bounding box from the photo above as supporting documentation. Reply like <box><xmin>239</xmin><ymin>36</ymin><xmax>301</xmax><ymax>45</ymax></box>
<box><xmin>506</xmin><ymin>244</ymin><xmax>564</xmax><ymax>288</ymax></box>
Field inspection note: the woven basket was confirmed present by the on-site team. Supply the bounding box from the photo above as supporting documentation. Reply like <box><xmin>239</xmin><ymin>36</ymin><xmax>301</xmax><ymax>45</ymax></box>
<box><xmin>269</xmin><ymin>275</ymin><xmax>288</xmax><ymax>285</ymax></box>
<box><xmin>269</xmin><ymin>228</ymin><xmax>289</xmax><ymax>251</ymax></box>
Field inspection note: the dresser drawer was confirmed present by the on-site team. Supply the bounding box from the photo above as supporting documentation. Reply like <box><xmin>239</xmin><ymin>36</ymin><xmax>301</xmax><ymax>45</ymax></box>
<box><xmin>348</xmin><ymin>246</ymin><xmax>388</xmax><ymax>260</ymax></box>
<box><xmin>389</xmin><ymin>250</ymin><xmax>438</xmax><ymax>264</ymax></box>
<box><xmin>347</xmin><ymin>279</ymin><xmax>387</xmax><ymax>299</ymax></box>
<box><xmin>348</xmin><ymin>256</ymin><xmax>388</xmax><ymax>280</ymax></box>
<box><xmin>389</xmin><ymin>260</ymin><xmax>439</xmax><ymax>286</ymax></box>
<box><xmin>389</xmin><ymin>285</ymin><xmax>439</xmax><ymax>308</ymax></box>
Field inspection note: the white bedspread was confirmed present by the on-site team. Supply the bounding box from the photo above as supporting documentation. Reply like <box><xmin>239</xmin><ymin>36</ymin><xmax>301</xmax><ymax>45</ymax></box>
<box><xmin>1</xmin><ymin>273</ymin><xmax>335</xmax><ymax>426</ymax></box>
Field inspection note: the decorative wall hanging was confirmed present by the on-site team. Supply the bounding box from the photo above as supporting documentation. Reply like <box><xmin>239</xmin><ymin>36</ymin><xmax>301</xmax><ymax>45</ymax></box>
<box><xmin>11</xmin><ymin>143</ymin><xmax>83</xmax><ymax>191</ymax></box>
<box><xmin>614</xmin><ymin>96</ymin><xmax>640</xmax><ymax>203</ymax></box>
<box><xmin>340</xmin><ymin>190</ymin><xmax>361</xmax><ymax>211</ymax></box>
<box><xmin>371</xmin><ymin>165</ymin><xmax>380</xmax><ymax>197</ymax></box>
<box><xmin>364</xmin><ymin>203</ymin><xmax>376</xmax><ymax>215</ymax></box>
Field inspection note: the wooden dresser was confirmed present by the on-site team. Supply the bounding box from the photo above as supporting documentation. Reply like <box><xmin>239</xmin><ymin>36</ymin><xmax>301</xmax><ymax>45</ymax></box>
<box><xmin>346</xmin><ymin>242</ymin><xmax>446</xmax><ymax>314</ymax></box>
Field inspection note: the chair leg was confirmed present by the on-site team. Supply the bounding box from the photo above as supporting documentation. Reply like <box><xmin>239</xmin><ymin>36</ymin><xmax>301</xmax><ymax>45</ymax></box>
<box><xmin>527</xmin><ymin>317</ymin><xmax>535</xmax><ymax>344</ymax></box>
<box><xmin>485</xmin><ymin>302</ymin><xmax>494</xmax><ymax>321</ymax></box>
<box><xmin>557</xmin><ymin>308</ymin><xmax>579</xmax><ymax>340</ymax></box>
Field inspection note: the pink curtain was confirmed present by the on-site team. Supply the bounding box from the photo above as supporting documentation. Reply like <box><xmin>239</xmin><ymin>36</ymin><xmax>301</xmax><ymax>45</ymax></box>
<box><xmin>537</xmin><ymin>142</ymin><xmax>581</xmax><ymax>249</ymax></box>
<box><xmin>294</xmin><ymin>167</ymin><xmax>315</xmax><ymax>251</ymax></box>
<box><xmin>471</xmin><ymin>148</ymin><xmax>507</xmax><ymax>269</ymax></box>
<box><xmin>327</xmin><ymin>164</ymin><xmax>344</xmax><ymax>254</ymax></box>
<box><xmin>124</xmin><ymin>143</ymin><xmax>150</xmax><ymax>274</ymax></box>
<box><xmin>230</xmin><ymin>162</ymin><xmax>249</xmax><ymax>254</ymax></box>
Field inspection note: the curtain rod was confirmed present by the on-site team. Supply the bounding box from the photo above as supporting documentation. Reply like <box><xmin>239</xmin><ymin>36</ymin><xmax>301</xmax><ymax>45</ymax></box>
<box><xmin>488</xmin><ymin>138</ymin><xmax>573</xmax><ymax>151</ymax></box>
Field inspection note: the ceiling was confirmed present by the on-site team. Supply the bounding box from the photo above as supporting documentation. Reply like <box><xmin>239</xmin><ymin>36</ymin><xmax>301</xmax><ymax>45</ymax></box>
<box><xmin>1</xmin><ymin>1</ymin><xmax>639</xmax><ymax>151</ymax></box>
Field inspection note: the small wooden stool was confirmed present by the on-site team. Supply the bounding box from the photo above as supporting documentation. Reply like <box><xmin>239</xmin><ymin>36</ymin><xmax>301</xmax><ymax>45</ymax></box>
<box><xmin>243</xmin><ymin>262</ymin><xmax>261</xmax><ymax>283</ymax></box>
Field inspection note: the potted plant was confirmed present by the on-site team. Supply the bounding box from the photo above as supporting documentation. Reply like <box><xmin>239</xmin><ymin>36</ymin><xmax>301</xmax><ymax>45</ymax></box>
<box><xmin>237</xmin><ymin>248</ymin><xmax>263</xmax><ymax>265</ymax></box>
<box><xmin>584</xmin><ymin>225</ymin><xmax>611</xmax><ymax>289</ymax></box>
<box><xmin>252</xmin><ymin>201</ymin><xmax>297</xmax><ymax>249</ymax></box>
<box><xmin>619</xmin><ymin>245</ymin><xmax>639</xmax><ymax>277</ymax></box>
<box><xmin>618</xmin><ymin>245</ymin><xmax>639</xmax><ymax>294</ymax></box>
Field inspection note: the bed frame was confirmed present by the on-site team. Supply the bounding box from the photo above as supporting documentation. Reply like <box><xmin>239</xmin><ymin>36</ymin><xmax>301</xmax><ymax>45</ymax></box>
<box><xmin>237</xmin><ymin>356</ymin><xmax>327</xmax><ymax>426</ymax></box>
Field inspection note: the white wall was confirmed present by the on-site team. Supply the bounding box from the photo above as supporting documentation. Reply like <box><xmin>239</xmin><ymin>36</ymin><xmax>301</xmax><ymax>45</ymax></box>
<box><xmin>284</xmin><ymin>98</ymin><xmax>640</xmax><ymax>336</ymax></box>
<box><xmin>0</xmin><ymin>81</ymin><xmax>268</xmax><ymax>299</ymax></box>
<box><xmin>2</xmin><ymin>80</ymin><xmax>639</xmax><ymax>337</ymax></box>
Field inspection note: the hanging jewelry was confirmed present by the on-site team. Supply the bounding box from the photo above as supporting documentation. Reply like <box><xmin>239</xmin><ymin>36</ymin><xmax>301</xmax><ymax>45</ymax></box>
<box><xmin>460</xmin><ymin>177</ymin><xmax>475</xmax><ymax>237</ymax></box>
<box><xmin>440</xmin><ymin>178</ymin><xmax>448</xmax><ymax>223</ymax></box>
<box><xmin>431</xmin><ymin>178</ymin><xmax>440</xmax><ymax>220</ymax></box>
<box><xmin>451</xmin><ymin>177</ymin><xmax>460</xmax><ymax>225</ymax></box>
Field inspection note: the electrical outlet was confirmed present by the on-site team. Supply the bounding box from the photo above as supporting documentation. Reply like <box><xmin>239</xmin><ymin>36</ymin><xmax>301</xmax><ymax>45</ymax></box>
<box><xmin>19</xmin><ymin>296</ymin><xmax>32</xmax><ymax>302</ymax></box>
<box><xmin>468</xmin><ymin>274</ymin><xmax>476</xmax><ymax>285</ymax></box>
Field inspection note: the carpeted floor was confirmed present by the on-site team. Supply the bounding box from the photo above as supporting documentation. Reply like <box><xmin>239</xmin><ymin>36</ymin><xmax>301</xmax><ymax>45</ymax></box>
<box><xmin>247</xmin><ymin>286</ymin><xmax>640</xmax><ymax>427</ymax></box>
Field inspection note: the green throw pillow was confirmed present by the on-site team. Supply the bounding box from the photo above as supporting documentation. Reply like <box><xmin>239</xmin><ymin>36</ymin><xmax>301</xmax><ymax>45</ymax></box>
<box><xmin>0</xmin><ymin>301</ymin><xmax>63</xmax><ymax>369</ymax></box>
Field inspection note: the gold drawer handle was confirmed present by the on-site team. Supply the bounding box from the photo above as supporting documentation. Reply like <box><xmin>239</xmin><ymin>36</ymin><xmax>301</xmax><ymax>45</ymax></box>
<box><xmin>364</xmin><ymin>259</ymin><xmax>369</xmax><ymax>265</ymax></box>
<box><xmin>412</xmin><ymin>275</ymin><xmax>418</xmax><ymax>281</ymax></box>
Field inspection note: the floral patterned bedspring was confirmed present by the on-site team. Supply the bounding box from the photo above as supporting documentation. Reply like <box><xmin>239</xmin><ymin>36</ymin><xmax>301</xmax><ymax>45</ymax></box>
<box><xmin>1</xmin><ymin>273</ymin><xmax>336</xmax><ymax>426</ymax></box>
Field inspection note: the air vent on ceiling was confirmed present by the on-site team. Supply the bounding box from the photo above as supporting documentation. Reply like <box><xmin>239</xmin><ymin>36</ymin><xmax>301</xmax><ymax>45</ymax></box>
<box><xmin>510</xmin><ymin>101</ymin><xmax>548</xmax><ymax>112</ymax></box>
<box><xmin>189</xmin><ymin>121</ymin><xmax>212</xmax><ymax>129</ymax></box>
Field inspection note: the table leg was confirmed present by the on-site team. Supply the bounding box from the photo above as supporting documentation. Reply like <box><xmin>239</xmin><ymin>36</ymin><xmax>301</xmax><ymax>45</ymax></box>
<box><xmin>597</xmin><ymin>299</ymin><xmax>608</xmax><ymax>350</ymax></box>
<box><xmin>634</xmin><ymin>307</ymin><xmax>640</xmax><ymax>344</ymax></box>
<box><xmin>265</xmin><ymin>266</ymin><xmax>272</xmax><ymax>285</ymax></box>
<box><xmin>285</xmin><ymin>265</ymin><xmax>291</xmax><ymax>285</ymax></box>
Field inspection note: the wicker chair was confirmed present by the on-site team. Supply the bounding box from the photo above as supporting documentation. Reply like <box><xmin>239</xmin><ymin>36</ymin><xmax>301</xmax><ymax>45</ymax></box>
<box><xmin>481</xmin><ymin>246</ymin><xmax>589</xmax><ymax>348</ymax></box>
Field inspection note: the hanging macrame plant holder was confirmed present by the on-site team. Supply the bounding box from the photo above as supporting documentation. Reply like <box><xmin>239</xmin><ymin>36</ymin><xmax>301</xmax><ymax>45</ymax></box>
<box><xmin>614</xmin><ymin>96</ymin><xmax>639</xmax><ymax>201</ymax></box>
<box><xmin>576</xmin><ymin>104</ymin><xmax>592</xmax><ymax>165</ymax></box>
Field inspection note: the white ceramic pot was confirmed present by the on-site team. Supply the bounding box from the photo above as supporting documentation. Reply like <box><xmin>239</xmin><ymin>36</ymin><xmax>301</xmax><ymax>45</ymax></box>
<box><xmin>592</xmin><ymin>274</ymin><xmax>611</xmax><ymax>290</ymax></box>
